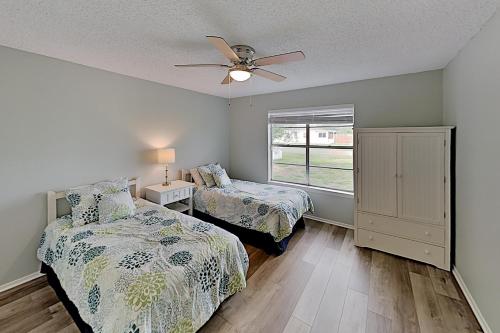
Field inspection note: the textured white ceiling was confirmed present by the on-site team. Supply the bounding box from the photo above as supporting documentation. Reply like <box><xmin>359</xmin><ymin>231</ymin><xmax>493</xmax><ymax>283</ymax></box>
<box><xmin>0</xmin><ymin>1</ymin><xmax>498</xmax><ymax>98</ymax></box>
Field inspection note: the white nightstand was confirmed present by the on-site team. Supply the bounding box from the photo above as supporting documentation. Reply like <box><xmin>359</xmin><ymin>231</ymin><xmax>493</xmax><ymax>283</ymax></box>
<box><xmin>144</xmin><ymin>180</ymin><xmax>195</xmax><ymax>215</ymax></box>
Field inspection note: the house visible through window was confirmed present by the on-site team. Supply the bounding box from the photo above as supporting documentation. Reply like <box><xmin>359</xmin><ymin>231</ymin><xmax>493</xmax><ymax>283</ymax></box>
<box><xmin>268</xmin><ymin>106</ymin><xmax>354</xmax><ymax>193</ymax></box>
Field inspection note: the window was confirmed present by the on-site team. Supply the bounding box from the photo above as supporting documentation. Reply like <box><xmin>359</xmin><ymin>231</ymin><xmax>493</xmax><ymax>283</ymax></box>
<box><xmin>268</xmin><ymin>105</ymin><xmax>354</xmax><ymax>193</ymax></box>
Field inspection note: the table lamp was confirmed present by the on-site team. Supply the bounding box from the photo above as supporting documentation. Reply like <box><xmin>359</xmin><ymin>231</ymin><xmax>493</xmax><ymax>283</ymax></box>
<box><xmin>157</xmin><ymin>148</ymin><xmax>175</xmax><ymax>186</ymax></box>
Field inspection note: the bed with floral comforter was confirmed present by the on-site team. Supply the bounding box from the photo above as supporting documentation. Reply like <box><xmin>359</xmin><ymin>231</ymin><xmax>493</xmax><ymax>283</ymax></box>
<box><xmin>37</xmin><ymin>199</ymin><xmax>248</xmax><ymax>333</ymax></box>
<box><xmin>193</xmin><ymin>180</ymin><xmax>314</xmax><ymax>242</ymax></box>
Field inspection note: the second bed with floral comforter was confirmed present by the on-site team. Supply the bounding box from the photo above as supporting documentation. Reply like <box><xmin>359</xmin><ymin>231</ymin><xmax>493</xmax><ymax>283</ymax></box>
<box><xmin>37</xmin><ymin>199</ymin><xmax>248</xmax><ymax>333</ymax></box>
<box><xmin>193</xmin><ymin>180</ymin><xmax>314</xmax><ymax>242</ymax></box>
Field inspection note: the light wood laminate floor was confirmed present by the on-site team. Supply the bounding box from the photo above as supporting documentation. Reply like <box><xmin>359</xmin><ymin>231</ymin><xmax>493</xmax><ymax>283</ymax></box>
<box><xmin>0</xmin><ymin>220</ymin><xmax>482</xmax><ymax>333</ymax></box>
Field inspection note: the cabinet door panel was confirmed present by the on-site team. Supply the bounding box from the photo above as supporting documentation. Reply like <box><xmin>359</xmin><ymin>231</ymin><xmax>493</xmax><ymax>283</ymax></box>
<box><xmin>397</xmin><ymin>133</ymin><xmax>445</xmax><ymax>225</ymax></box>
<box><xmin>357</xmin><ymin>133</ymin><xmax>398</xmax><ymax>216</ymax></box>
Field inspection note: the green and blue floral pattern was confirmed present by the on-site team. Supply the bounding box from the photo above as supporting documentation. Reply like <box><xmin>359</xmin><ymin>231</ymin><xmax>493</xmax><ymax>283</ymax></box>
<box><xmin>82</xmin><ymin>245</ymin><xmax>106</xmax><ymax>264</ymax></box>
<box><xmin>168</xmin><ymin>251</ymin><xmax>193</xmax><ymax>266</ymax></box>
<box><xmin>65</xmin><ymin>177</ymin><xmax>129</xmax><ymax>226</ymax></box>
<box><xmin>88</xmin><ymin>284</ymin><xmax>101</xmax><ymax>314</ymax></box>
<box><xmin>194</xmin><ymin>179</ymin><xmax>314</xmax><ymax>241</ymax></box>
<box><xmin>197</xmin><ymin>164</ymin><xmax>218</xmax><ymax>188</ymax></box>
<box><xmin>125</xmin><ymin>272</ymin><xmax>166</xmax><ymax>311</ymax></box>
<box><xmin>211</xmin><ymin>165</ymin><xmax>232</xmax><ymax>188</ymax></box>
<box><xmin>118</xmin><ymin>251</ymin><xmax>153</xmax><ymax>270</ymax></box>
<box><xmin>37</xmin><ymin>199</ymin><xmax>248</xmax><ymax>333</ymax></box>
<box><xmin>98</xmin><ymin>190</ymin><xmax>136</xmax><ymax>224</ymax></box>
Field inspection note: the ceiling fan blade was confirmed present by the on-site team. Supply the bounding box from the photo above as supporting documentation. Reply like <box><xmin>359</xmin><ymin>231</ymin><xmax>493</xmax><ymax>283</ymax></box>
<box><xmin>174</xmin><ymin>64</ymin><xmax>229</xmax><ymax>68</ymax></box>
<box><xmin>221</xmin><ymin>73</ymin><xmax>233</xmax><ymax>85</ymax></box>
<box><xmin>206</xmin><ymin>36</ymin><xmax>240</xmax><ymax>63</ymax></box>
<box><xmin>253</xmin><ymin>51</ymin><xmax>305</xmax><ymax>66</ymax></box>
<box><xmin>252</xmin><ymin>68</ymin><xmax>286</xmax><ymax>82</ymax></box>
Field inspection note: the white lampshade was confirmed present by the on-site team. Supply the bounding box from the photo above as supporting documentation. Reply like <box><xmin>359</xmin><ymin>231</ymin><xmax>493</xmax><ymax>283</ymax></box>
<box><xmin>157</xmin><ymin>148</ymin><xmax>175</xmax><ymax>164</ymax></box>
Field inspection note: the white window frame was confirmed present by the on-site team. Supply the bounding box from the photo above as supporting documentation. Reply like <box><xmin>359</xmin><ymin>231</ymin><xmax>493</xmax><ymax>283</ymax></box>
<box><xmin>267</xmin><ymin>104</ymin><xmax>355</xmax><ymax>197</ymax></box>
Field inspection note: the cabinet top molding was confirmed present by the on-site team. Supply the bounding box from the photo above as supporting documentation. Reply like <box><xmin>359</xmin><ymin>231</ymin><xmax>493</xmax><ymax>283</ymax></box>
<box><xmin>355</xmin><ymin>126</ymin><xmax>454</xmax><ymax>133</ymax></box>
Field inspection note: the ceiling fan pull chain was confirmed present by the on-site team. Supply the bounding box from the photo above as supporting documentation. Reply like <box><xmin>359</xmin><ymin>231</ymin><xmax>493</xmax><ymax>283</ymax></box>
<box><xmin>228</xmin><ymin>78</ymin><xmax>231</xmax><ymax>111</ymax></box>
<box><xmin>249</xmin><ymin>75</ymin><xmax>253</xmax><ymax>109</ymax></box>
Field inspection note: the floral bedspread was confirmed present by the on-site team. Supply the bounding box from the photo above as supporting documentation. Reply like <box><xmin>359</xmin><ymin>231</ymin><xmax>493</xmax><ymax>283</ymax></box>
<box><xmin>193</xmin><ymin>180</ymin><xmax>314</xmax><ymax>242</ymax></box>
<box><xmin>37</xmin><ymin>199</ymin><xmax>248</xmax><ymax>333</ymax></box>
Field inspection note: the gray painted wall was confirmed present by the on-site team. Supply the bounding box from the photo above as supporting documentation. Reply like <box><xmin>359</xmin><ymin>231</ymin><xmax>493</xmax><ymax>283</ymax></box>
<box><xmin>443</xmin><ymin>10</ymin><xmax>500</xmax><ymax>332</ymax></box>
<box><xmin>0</xmin><ymin>45</ymin><xmax>228</xmax><ymax>285</ymax></box>
<box><xmin>229</xmin><ymin>70</ymin><xmax>443</xmax><ymax>224</ymax></box>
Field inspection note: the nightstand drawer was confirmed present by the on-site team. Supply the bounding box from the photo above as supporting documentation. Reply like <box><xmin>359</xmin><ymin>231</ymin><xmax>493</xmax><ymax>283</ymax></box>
<box><xmin>178</xmin><ymin>188</ymin><xmax>190</xmax><ymax>200</ymax></box>
<box><xmin>149</xmin><ymin>188</ymin><xmax>191</xmax><ymax>205</ymax></box>
<box><xmin>163</xmin><ymin>191</ymin><xmax>175</xmax><ymax>204</ymax></box>
<box><xmin>171</xmin><ymin>188</ymin><xmax>190</xmax><ymax>201</ymax></box>
<box><xmin>144</xmin><ymin>181</ymin><xmax>194</xmax><ymax>215</ymax></box>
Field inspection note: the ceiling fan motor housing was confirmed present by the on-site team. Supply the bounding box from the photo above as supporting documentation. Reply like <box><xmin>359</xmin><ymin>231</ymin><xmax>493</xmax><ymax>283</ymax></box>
<box><xmin>231</xmin><ymin>45</ymin><xmax>255</xmax><ymax>64</ymax></box>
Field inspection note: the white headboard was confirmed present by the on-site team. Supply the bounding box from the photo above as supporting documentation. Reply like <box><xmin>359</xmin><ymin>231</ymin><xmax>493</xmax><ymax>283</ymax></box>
<box><xmin>47</xmin><ymin>177</ymin><xmax>141</xmax><ymax>225</ymax></box>
<box><xmin>181</xmin><ymin>168</ymin><xmax>193</xmax><ymax>182</ymax></box>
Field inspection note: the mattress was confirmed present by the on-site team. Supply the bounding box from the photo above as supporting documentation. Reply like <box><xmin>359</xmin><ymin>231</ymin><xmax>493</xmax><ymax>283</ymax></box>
<box><xmin>37</xmin><ymin>199</ymin><xmax>248</xmax><ymax>333</ymax></box>
<box><xmin>193</xmin><ymin>179</ymin><xmax>314</xmax><ymax>242</ymax></box>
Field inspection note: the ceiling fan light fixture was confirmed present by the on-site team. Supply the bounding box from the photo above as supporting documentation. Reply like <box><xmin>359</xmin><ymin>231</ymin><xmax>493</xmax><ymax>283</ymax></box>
<box><xmin>175</xmin><ymin>36</ymin><xmax>305</xmax><ymax>85</ymax></box>
<box><xmin>229</xmin><ymin>66</ymin><xmax>251</xmax><ymax>82</ymax></box>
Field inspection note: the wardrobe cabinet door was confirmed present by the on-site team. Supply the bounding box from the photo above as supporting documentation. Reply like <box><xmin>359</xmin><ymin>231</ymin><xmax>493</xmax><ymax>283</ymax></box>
<box><xmin>357</xmin><ymin>133</ymin><xmax>398</xmax><ymax>216</ymax></box>
<box><xmin>397</xmin><ymin>133</ymin><xmax>445</xmax><ymax>225</ymax></box>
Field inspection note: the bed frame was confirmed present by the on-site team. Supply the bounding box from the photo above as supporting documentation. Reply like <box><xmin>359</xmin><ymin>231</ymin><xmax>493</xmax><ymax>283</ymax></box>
<box><xmin>194</xmin><ymin>210</ymin><xmax>305</xmax><ymax>255</ymax></box>
<box><xmin>184</xmin><ymin>167</ymin><xmax>305</xmax><ymax>254</ymax></box>
<box><xmin>43</xmin><ymin>177</ymin><xmax>140</xmax><ymax>333</ymax></box>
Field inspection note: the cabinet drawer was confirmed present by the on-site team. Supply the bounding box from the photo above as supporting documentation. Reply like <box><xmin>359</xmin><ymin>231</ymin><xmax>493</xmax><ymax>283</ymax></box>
<box><xmin>357</xmin><ymin>213</ymin><xmax>444</xmax><ymax>245</ymax></box>
<box><xmin>357</xmin><ymin>229</ymin><xmax>445</xmax><ymax>268</ymax></box>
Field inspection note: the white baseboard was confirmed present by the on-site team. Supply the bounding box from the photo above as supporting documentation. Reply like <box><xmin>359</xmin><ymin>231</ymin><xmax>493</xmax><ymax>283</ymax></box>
<box><xmin>452</xmin><ymin>266</ymin><xmax>492</xmax><ymax>333</ymax></box>
<box><xmin>303</xmin><ymin>214</ymin><xmax>354</xmax><ymax>230</ymax></box>
<box><xmin>0</xmin><ymin>271</ymin><xmax>45</xmax><ymax>294</ymax></box>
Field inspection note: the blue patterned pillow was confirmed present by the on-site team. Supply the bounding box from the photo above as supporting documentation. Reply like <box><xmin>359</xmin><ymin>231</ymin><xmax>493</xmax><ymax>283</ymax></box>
<box><xmin>212</xmin><ymin>165</ymin><xmax>232</xmax><ymax>188</ymax></box>
<box><xmin>98</xmin><ymin>190</ymin><xmax>136</xmax><ymax>224</ymax></box>
<box><xmin>65</xmin><ymin>177</ymin><xmax>128</xmax><ymax>226</ymax></box>
<box><xmin>198</xmin><ymin>164</ymin><xmax>217</xmax><ymax>187</ymax></box>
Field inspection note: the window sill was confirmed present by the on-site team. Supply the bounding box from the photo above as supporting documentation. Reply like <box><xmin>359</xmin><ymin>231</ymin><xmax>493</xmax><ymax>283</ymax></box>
<box><xmin>267</xmin><ymin>180</ymin><xmax>354</xmax><ymax>198</ymax></box>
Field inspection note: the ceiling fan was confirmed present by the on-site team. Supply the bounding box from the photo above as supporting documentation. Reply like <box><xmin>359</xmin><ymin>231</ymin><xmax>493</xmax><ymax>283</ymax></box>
<box><xmin>175</xmin><ymin>36</ymin><xmax>305</xmax><ymax>84</ymax></box>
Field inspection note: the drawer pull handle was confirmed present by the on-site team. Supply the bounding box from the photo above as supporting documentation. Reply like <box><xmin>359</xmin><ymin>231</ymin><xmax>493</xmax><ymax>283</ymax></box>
<box><xmin>425</xmin><ymin>231</ymin><xmax>430</xmax><ymax>236</ymax></box>
<box><xmin>368</xmin><ymin>235</ymin><xmax>373</xmax><ymax>240</ymax></box>
<box><xmin>424</xmin><ymin>249</ymin><xmax>430</xmax><ymax>255</ymax></box>
<box><xmin>368</xmin><ymin>220</ymin><xmax>373</xmax><ymax>224</ymax></box>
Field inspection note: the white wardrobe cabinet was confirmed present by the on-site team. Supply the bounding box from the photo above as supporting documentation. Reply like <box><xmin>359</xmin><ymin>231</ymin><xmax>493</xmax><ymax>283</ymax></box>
<box><xmin>354</xmin><ymin>127</ymin><xmax>453</xmax><ymax>270</ymax></box>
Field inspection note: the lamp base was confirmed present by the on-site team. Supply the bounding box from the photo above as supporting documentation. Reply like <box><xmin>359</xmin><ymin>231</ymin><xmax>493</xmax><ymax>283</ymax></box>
<box><xmin>163</xmin><ymin>164</ymin><xmax>170</xmax><ymax>186</ymax></box>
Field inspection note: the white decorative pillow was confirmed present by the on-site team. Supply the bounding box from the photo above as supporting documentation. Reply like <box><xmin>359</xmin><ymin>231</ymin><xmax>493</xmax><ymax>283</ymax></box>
<box><xmin>198</xmin><ymin>164</ymin><xmax>217</xmax><ymax>187</ymax></box>
<box><xmin>190</xmin><ymin>167</ymin><xmax>205</xmax><ymax>187</ymax></box>
<box><xmin>66</xmin><ymin>177</ymin><xmax>129</xmax><ymax>226</ymax></box>
<box><xmin>98</xmin><ymin>190</ymin><xmax>136</xmax><ymax>224</ymax></box>
<box><xmin>212</xmin><ymin>165</ymin><xmax>232</xmax><ymax>188</ymax></box>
